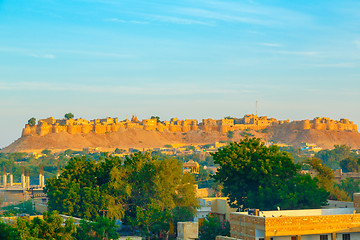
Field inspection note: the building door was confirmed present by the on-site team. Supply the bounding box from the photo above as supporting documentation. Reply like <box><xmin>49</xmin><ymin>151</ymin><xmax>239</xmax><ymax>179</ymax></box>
<box><xmin>291</xmin><ymin>237</ymin><xmax>297</xmax><ymax>240</ymax></box>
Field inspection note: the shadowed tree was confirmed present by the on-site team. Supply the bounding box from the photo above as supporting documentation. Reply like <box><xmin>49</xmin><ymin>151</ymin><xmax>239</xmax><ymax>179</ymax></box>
<box><xmin>213</xmin><ymin>137</ymin><xmax>328</xmax><ymax>210</ymax></box>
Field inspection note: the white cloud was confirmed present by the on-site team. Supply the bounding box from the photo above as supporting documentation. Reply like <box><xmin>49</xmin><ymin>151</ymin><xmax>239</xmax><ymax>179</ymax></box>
<box><xmin>311</xmin><ymin>63</ymin><xmax>356</xmax><ymax>68</ymax></box>
<box><xmin>146</xmin><ymin>15</ymin><xmax>213</xmax><ymax>26</ymax></box>
<box><xmin>108</xmin><ymin>18</ymin><xmax>126</xmax><ymax>23</ymax></box>
<box><xmin>172</xmin><ymin>1</ymin><xmax>312</xmax><ymax>27</ymax></box>
<box><xmin>43</xmin><ymin>54</ymin><xmax>55</xmax><ymax>59</ymax></box>
<box><xmin>259</xmin><ymin>43</ymin><xmax>282</xmax><ymax>47</ymax></box>
<box><xmin>106</xmin><ymin>18</ymin><xmax>148</xmax><ymax>24</ymax></box>
<box><xmin>27</xmin><ymin>53</ymin><xmax>56</xmax><ymax>59</ymax></box>
<box><xmin>0</xmin><ymin>47</ymin><xmax>135</xmax><ymax>59</ymax></box>
<box><xmin>354</xmin><ymin>40</ymin><xmax>360</xmax><ymax>49</ymax></box>
<box><xmin>0</xmin><ymin>47</ymin><xmax>55</xmax><ymax>59</ymax></box>
<box><xmin>174</xmin><ymin>8</ymin><xmax>265</xmax><ymax>25</ymax></box>
<box><xmin>0</xmin><ymin>81</ymin><xmax>254</xmax><ymax>96</ymax></box>
<box><xmin>278</xmin><ymin>51</ymin><xmax>318</xmax><ymax>56</ymax></box>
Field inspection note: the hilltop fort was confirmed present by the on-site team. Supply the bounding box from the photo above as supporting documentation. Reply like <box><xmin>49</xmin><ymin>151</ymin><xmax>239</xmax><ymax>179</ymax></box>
<box><xmin>2</xmin><ymin>114</ymin><xmax>358</xmax><ymax>153</ymax></box>
<box><xmin>21</xmin><ymin>114</ymin><xmax>357</xmax><ymax>138</ymax></box>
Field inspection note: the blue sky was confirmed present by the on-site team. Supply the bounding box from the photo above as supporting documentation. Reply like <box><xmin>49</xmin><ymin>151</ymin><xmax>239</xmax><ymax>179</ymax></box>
<box><xmin>0</xmin><ymin>0</ymin><xmax>360</xmax><ymax>147</ymax></box>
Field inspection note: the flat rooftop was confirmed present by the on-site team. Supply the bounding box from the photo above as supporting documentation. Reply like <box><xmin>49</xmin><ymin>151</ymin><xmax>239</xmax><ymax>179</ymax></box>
<box><xmin>237</xmin><ymin>208</ymin><xmax>356</xmax><ymax>218</ymax></box>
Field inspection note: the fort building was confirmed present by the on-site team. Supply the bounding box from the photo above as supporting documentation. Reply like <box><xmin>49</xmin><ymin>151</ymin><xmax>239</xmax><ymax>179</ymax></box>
<box><xmin>21</xmin><ymin>115</ymin><xmax>358</xmax><ymax>138</ymax></box>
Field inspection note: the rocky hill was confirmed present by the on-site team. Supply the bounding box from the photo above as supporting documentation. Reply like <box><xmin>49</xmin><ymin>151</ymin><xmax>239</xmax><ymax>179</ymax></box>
<box><xmin>2</xmin><ymin>115</ymin><xmax>360</xmax><ymax>153</ymax></box>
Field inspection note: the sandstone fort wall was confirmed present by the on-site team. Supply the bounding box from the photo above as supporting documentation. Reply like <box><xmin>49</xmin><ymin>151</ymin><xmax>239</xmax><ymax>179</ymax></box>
<box><xmin>21</xmin><ymin>115</ymin><xmax>358</xmax><ymax>137</ymax></box>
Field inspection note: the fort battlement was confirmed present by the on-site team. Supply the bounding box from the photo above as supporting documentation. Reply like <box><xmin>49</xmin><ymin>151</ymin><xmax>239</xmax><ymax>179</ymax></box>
<box><xmin>21</xmin><ymin>115</ymin><xmax>358</xmax><ymax>137</ymax></box>
<box><xmin>284</xmin><ymin>117</ymin><xmax>358</xmax><ymax>132</ymax></box>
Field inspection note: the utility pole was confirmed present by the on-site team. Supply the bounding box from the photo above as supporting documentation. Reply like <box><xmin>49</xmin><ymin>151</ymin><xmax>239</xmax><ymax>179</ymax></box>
<box><xmin>256</xmin><ymin>100</ymin><xmax>258</xmax><ymax>116</ymax></box>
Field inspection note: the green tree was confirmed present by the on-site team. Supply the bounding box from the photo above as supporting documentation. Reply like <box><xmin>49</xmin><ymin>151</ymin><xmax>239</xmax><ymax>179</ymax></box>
<box><xmin>309</xmin><ymin>157</ymin><xmax>350</xmax><ymax>201</ymax></box>
<box><xmin>151</xmin><ymin>116</ymin><xmax>161</xmax><ymax>123</ymax></box>
<box><xmin>315</xmin><ymin>145</ymin><xmax>355</xmax><ymax>169</ymax></box>
<box><xmin>16</xmin><ymin>211</ymin><xmax>76</xmax><ymax>240</ymax></box>
<box><xmin>28</xmin><ymin>117</ymin><xmax>36</xmax><ymax>126</ymax></box>
<box><xmin>76</xmin><ymin>216</ymin><xmax>118</xmax><ymax>240</ymax></box>
<box><xmin>134</xmin><ymin>201</ymin><xmax>171</xmax><ymax>240</ymax></box>
<box><xmin>65</xmin><ymin>113</ymin><xmax>75</xmax><ymax>120</ymax></box>
<box><xmin>41</xmin><ymin>149</ymin><xmax>52</xmax><ymax>155</ymax></box>
<box><xmin>186</xmin><ymin>145</ymin><xmax>196</xmax><ymax>152</ymax></box>
<box><xmin>213</xmin><ymin>137</ymin><xmax>328</xmax><ymax>210</ymax></box>
<box><xmin>280</xmin><ymin>146</ymin><xmax>308</xmax><ymax>164</ymax></box>
<box><xmin>340</xmin><ymin>157</ymin><xmax>360</xmax><ymax>172</ymax></box>
<box><xmin>199</xmin><ymin>213</ymin><xmax>230</xmax><ymax>240</ymax></box>
<box><xmin>45</xmin><ymin>156</ymin><xmax>110</xmax><ymax>220</ymax></box>
<box><xmin>0</xmin><ymin>221</ymin><xmax>19</xmax><ymax>240</ymax></box>
<box><xmin>114</xmin><ymin>148</ymin><xmax>124</xmax><ymax>154</ymax></box>
<box><xmin>45</xmin><ymin>152</ymin><xmax>198</xmax><ymax>237</ymax></box>
<box><xmin>227</xmin><ymin>130</ymin><xmax>234</xmax><ymax>139</ymax></box>
<box><xmin>124</xmin><ymin>152</ymin><xmax>198</xmax><ymax>238</ymax></box>
<box><xmin>337</xmin><ymin>178</ymin><xmax>360</xmax><ymax>201</ymax></box>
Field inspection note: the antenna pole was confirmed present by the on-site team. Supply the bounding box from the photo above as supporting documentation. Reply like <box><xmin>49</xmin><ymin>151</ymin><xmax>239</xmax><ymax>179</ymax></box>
<box><xmin>256</xmin><ymin>100</ymin><xmax>258</xmax><ymax>116</ymax></box>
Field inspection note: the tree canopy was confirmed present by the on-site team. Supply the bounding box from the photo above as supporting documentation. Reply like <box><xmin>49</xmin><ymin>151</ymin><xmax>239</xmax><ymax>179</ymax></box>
<box><xmin>340</xmin><ymin>157</ymin><xmax>360</xmax><ymax>172</ymax></box>
<box><xmin>64</xmin><ymin>113</ymin><xmax>75</xmax><ymax>120</ymax></box>
<box><xmin>28</xmin><ymin>117</ymin><xmax>36</xmax><ymax>126</ymax></box>
<box><xmin>0</xmin><ymin>211</ymin><xmax>119</xmax><ymax>240</ymax></box>
<box><xmin>45</xmin><ymin>152</ymin><xmax>198</xmax><ymax>238</ymax></box>
<box><xmin>4</xmin><ymin>211</ymin><xmax>77</xmax><ymax>240</ymax></box>
<box><xmin>315</xmin><ymin>145</ymin><xmax>356</xmax><ymax>169</ymax></box>
<box><xmin>212</xmin><ymin>137</ymin><xmax>329</xmax><ymax>210</ymax></box>
<box><xmin>309</xmin><ymin>157</ymin><xmax>350</xmax><ymax>201</ymax></box>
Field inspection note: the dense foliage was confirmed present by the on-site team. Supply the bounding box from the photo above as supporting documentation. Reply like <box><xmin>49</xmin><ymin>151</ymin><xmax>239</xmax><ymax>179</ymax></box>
<box><xmin>0</xmin><ymin>211</ymin><xmax>118</xmax><ymax>240</ymax></box>
<box><xmin>280</xmin><ymin>146</ymin><xmax>308</xmax><ymax>164</ymax></box>
<box><xmin>337</xmin><ymin>178</ymin><xmax>360</xmax><ymax>201</ymax></box>
<box><xmin>340</xmin><ymin>157</ymin><xmax>360</xmax><ymax>172</ymax></box>
<box><xmin>212</xmin><ymin>137</ymin><xmax>329</xmax><ymax>210</ymax></box>
<box><xmin>45</xmin><ymin>152</ymin><xmax>198</xmax><ymax>239</ymax></box>
<box><xmin>309</xmin><ymin>158</ymin><xmax>350</xmax><ymax>201</ymax></box>
<box><xmin>76</xmin><ymin>216</ymin><xmax>118</xmax><ymax>240</ymax></box>
<box><xmin>1</xmin><ymin>200</ymin><xmax>39</xmax><ymax>217</ymax></box>
<box><xmin>199</xmin><ymin>213</ymin><xmax>230</xmax><ymax>240</ymax></box>
<box><xmin>315</xmin><ymin>145</ymin><xmax>357</xmax><ymax>169</ymax></box>
<box><xmin>0</xmin><ymin>211</ymin><xmax>76</xmax><ymax>240</ymax></box>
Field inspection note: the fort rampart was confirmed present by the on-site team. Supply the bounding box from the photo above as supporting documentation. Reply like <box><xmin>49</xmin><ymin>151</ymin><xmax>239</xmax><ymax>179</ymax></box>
<box><xmin>21</xmin><ymin>114</ymin><xmax>358</xmax><ymax>137</ymax></box>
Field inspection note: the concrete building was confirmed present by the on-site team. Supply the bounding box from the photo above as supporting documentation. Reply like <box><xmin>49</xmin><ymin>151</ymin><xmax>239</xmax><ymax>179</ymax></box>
<box><xmin>216</xmin><ymin>193</ymin><xmax>360</xmax><ymax>240</ymax></box>
<box><xmin>195</xmin><ymin>197</ymin><xmax>237</xmax><ymax>222</ymax></box>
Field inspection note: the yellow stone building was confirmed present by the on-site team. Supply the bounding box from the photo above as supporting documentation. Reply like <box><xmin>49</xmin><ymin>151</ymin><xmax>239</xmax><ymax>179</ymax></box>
<box><xmin>217</xmin><ymin>193</ymin><xmax>360</xmax><ymax>240</ymax></box>
<box><xmin>183</xmin><ymin>160</ymin><xmax>199</xmax><ymax>174</ymax></box>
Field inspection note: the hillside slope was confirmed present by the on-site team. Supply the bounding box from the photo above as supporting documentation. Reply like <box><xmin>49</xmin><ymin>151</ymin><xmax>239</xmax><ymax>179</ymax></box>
<box><xmin>2</xmin><ymin>126</ymin><xmax>360</xmax><ymax>153</ymax></box>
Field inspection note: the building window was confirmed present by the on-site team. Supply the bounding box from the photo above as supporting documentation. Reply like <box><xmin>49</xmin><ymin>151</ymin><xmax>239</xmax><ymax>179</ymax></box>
<box><xmin>343</xmin><ymin>233</ymin><xmax>350</xmax><ymax>240</ymax></box>
<box><xmin>320</xmin><ymin>235</ymin><xmax>328</xmax><ymax>240</ymax></box>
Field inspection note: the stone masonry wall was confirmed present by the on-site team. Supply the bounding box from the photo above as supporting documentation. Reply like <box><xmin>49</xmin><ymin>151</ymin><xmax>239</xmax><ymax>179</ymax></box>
<box><xmin>21</xmin><ymin>115</ymin><xmax>358</xmax><ymax>137</ymax></box>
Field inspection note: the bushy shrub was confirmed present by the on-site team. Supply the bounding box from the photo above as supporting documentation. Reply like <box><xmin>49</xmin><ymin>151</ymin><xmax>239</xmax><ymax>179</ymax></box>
<box><xmin>199</xmin><ymin>213</ymin><xmax>230</xmax><ymax>240</ymax></box>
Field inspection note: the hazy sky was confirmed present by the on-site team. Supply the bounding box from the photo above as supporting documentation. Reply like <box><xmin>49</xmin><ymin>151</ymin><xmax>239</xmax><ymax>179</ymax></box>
<box><xmin>0</xmin><ymin>0</ymin><xmax>360</xmax><ymax>148</ymax></box>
